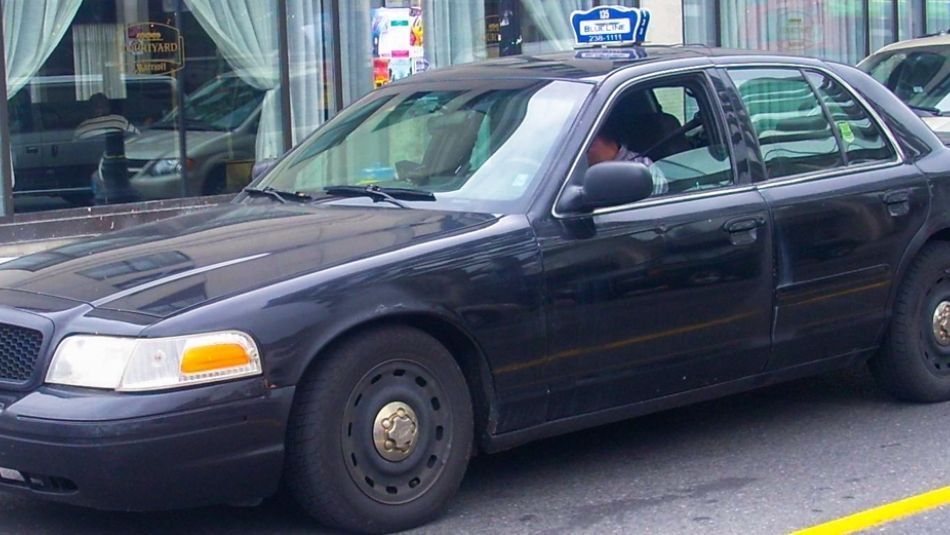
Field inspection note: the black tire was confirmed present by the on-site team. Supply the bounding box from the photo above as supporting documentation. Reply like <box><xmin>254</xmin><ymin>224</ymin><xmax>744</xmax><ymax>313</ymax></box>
<box><xmin>286</xmin><ymin>326</ymin><xmax>473</xmax><ymax>534</ymax></box>
<box><xmin>871</xmin><ymin>242</ymin><xmax>950</xmax><ymax>402</ymax></box>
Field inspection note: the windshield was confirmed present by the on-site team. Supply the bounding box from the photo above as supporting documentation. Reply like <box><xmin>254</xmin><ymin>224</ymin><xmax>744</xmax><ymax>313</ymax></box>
<box><xmin>153</xmin><ymin>75</ymin><xmax>265</xmax><ymax>131</ymax></box>
<box><xmin>863</xmin><ymin>45</ymin><xmax>950</xmax><ymax>116</ymax></box>
<box><xmin>256</xmin><ymin>79</ymin><xmax>592</xmax><ymax>213</ymax></box>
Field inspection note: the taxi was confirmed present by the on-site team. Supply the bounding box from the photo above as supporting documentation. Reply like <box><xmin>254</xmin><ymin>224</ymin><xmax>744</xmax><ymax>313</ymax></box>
<box><xmin>0</xmin><ymin>6</ymin><xmax>949</xmax><ymax>534</ymax></box>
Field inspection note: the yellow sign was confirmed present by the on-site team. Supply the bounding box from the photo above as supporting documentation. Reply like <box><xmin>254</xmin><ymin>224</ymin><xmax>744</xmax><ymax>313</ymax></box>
<box><xmin>126</xmin><ymin>23</ymin><xmax>185</xmax><ymax>76</ymax></box>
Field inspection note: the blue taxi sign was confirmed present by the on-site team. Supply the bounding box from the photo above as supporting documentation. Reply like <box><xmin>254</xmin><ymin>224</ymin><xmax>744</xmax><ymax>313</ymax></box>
<box><xmin>571</xmin><ymin>6</ymin><xmax>651</xmax><ymax>47</ymax></box>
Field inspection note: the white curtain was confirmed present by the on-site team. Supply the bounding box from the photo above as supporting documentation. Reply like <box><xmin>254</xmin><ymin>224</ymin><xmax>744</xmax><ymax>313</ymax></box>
<box><xmin>3</xmin><ymin>0</ymin><xmax>83</xmax><ymax>99</ymax></box>
<box><xmin>521</xmin><ymin>0</ymin><xmax>593</xmax><ymax>52</ymax></box>
<box><xmin>422</xmin><ymin>0</ymin><xmax>486</xmax><ymax>69</ymax></box>
<box><xmin>287</xmin><ymin>0</ymin><xmax>334</xmax><ymax>145</ymax></box>
<box><xmin>720</xmin><ymin>0</ymin><xmax>865</xmax><ymax>65</ymax></box>
<box><xmin>339</xmin><ymin>0</ymin><xmax>374</xmax><ymax>106</ymax></box>
<box><xmin>928</xmin><ymin>0</ymin><xmax>950</xmax><ymax>33</ymax></box>
<box><xmin>73</xmin><ymin>23</ymin><xmax>127</xmax><ymax>101</ymax></box>
<box><xmin>184</xmin><ymin>0</ymin><xmax>283</xmax><ymax>160</ymax></box>
<box><xmin>521</xmin><ymin>0</ymin><xmax>638</xmax><ymax>52</ymax></box>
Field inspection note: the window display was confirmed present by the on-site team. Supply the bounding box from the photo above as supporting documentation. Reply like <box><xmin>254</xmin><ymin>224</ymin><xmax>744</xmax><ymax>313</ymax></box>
<box><xmin>0</xmin><ymin>0</ymin><xmax>937</xmax><ymax>225</ymax></box>
<box><xmin>3</xmin><ymin>0</ymin><xmax>281</xmax><ymax>213</ymax></box>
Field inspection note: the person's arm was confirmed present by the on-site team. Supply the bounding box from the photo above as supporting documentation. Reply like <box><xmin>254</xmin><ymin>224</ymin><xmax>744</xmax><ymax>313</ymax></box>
<box><xmin>630</xmin><ymin>152</ymin><xmax>668</xmax><ymax>196</ymax></box>
<box><xmin>649</xmin><ymin>164</ymin><xmax>668</xmax><ymax>196</ymax></box>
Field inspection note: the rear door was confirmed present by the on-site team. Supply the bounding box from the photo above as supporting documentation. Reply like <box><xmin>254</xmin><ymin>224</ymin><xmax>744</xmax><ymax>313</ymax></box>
<box><xmin>726</xmin><ymin>66</ymin><xmax>929</xmax><ymax>369</ymax></box>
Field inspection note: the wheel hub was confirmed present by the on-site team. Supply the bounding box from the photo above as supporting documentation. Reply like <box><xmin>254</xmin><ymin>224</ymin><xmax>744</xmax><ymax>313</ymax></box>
<box><xmin>933</xmin><ymin>301</ymin><xmax>950</xmax><ymax>346</ymax></box>
<box><xmin>373</xmin><ymin>401</ymin><xmax>418</xmax><ymax>461</ymax></box>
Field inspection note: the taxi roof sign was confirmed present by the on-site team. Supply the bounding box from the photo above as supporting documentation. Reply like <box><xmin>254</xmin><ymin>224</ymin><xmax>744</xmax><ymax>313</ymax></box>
<box><xmin>571</xmin><ymin>6</ymin><xmax>651</xmax><ymax>48</ymax></box>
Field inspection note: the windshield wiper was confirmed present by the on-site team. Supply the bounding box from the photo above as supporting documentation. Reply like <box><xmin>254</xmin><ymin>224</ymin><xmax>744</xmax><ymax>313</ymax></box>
<box><xmin>244</xmin><ymin>186</ymin><xmax>313</xmax><ymax>204</ymax></box>
<box><xmin>324</xmin><ymin>185</ymin><xmax>436</xmax><ymax>209</ymax></box>
<box><xmin>908</xmin><ymin>104</ymin><xmax>941</xmax><ymax>117</ymax></box>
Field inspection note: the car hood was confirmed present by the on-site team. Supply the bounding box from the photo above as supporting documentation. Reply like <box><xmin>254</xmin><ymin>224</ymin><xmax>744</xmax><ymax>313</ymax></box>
<box><xmin>0</xmin><ymin>203</ymin><xmax>498</xmax><ymax>318</ymax></box>
<box><xmin>125</xmin><ymin>128</ymin><xmax>225</xmax><ymax>160</ymax></box>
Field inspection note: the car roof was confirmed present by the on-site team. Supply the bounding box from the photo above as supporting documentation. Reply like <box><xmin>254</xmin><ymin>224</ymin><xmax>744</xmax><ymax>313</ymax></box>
<box><xmin>397</xmin><ymin>45</ymin><xmax>819</xmax><ymax>85</ymax></box>
<box><xmin>871</xmin><ymin>32</ymin><xmax>950</xmax><ymax>55</ymax></box>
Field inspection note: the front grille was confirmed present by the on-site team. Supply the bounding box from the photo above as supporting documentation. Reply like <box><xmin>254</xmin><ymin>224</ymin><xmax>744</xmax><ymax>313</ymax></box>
<box><xmin>0</xmin><ymin>324</ymin><xmax>43</xmax><ymax>382</ymax></box>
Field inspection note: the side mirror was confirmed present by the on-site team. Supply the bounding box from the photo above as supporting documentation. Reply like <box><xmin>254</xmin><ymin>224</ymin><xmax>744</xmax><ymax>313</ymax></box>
<box><xmin>251</xmin><ymin>159</ymin><xmax>278</xmax><ymax>181</ymax></box>
<box><xmin>558</xmin><ymin>161</ymin><xmax>654</xmax><ymax>214</ymax></box>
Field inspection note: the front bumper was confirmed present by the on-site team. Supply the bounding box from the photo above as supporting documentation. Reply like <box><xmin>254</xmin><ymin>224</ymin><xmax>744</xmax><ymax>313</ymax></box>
<box><xmin>0</xmin><ymin>378</ymin><xmax>294</xmax><ymax>511</ymax></box>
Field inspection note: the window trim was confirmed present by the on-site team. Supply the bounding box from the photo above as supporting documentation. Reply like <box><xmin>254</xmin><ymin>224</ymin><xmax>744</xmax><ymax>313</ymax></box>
<box><xmin>802</xmin><ymin>66</ymin><xmax>899</xmax><ymax>167</ymax></box>
<box><xmin>719</xmin><ymin>62</ymin><xmax>905</xmax><ymax>189</ymax></box>
<box><xmin>802</xmin><ymin>68</ymin><xmax>851</xmax><ymax>166</ymax></box>
<box><xmin>551</xmin><ymin>65</ymin><xmax>744</xmax><ymax>219</ymax></box>
<box><xmin>727</xmin><ymin>66</ymin><xmax>850</xmax><ymax>179</ymax></box>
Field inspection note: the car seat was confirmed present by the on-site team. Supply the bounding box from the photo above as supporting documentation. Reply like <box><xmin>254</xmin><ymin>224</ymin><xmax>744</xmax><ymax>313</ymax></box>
<box><xmin>625</xmin><ymin>112</ymin><xmax>692</xmax><ymax>160</ymax></box>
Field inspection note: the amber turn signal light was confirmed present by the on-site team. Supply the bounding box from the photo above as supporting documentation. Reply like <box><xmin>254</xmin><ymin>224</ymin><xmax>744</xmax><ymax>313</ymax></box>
<box><xmin>180</xmin><ymin>343</ymin><xmax>252</xmax><ymax>374</ymax></box>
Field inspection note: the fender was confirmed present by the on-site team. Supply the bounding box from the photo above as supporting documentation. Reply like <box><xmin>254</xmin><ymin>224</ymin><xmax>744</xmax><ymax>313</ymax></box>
<box><xmin>290</xmin><ymin>296</ymin><xmax>502</xmax><ymax>451</ymax></box>
<box><xmin>881</xmin><ymin>167</ymin><xmax>950</xmax><ymax>346</ymax></box>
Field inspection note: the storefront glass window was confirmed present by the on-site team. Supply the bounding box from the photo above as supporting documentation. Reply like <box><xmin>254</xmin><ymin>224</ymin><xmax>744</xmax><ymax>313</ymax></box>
<box><xmin>720</xmin><ymin>0</ymin><xmax>868</xmax><ymax>64</ymax></box>
<box><xmin>3</xmin><ymin>0</ymin><xmax>282</xmax><ymax>214</ymax></box>
<box><xmin>335</xmin><ymin>0</ymin><xmax>641</xmax><ymax>108</ymax></box>
<box><xmin>287</xmin><ymin>0</ymin><xmax>337</xmax><ymax>147</ymax></box>
<box><xmin>897</xmin><ymin>0</ymin><xmax>925</xmax><ymax>39</ymax></box>
<box><xmin>927</xmin><ymin>0</ymin><xmax>950</xmax><ymax>33</ymax></box>
<box><xmin>869</xmin><ymin>0</ymin><xmax>896</xmax><ymax>53</ymax></box>
<box><xmin>683</xmin><ymin>0</ymin><xmax>717</xmax><ymax>46</ymax></box>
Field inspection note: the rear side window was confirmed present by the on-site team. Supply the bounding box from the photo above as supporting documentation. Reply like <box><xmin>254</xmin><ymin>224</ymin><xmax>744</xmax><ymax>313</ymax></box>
<box><xmin>803</xmin><ymin>71</ymin><xmax>895</xmax><ymax>165</ymax></box>
<box><xmin>728</xmin><ymin>68</ymin><xmax>843</xmax><ymax>179</ymax></box>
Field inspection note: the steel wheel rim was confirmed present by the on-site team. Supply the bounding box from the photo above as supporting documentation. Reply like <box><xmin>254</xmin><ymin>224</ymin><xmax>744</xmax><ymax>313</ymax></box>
<box><xmin>921</xmin><ymin>276</ymin><xmax>950</xmax><ymax>374</ymax></box>
<box><xmin>341</xmin><ymin>359</ymin><xmax>453</xmax><ymax>505</ymax></box>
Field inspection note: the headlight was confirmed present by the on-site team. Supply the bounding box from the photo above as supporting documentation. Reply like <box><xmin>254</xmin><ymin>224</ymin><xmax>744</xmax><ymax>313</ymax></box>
<box><xmin>148</xmin><ymin>158</ymin><xmax>182</xmax><ymax>176</ymax></box>
<box><xmin>46</xmin><ymin>331</ymin><xmax>262</xmax><ymax>392</ymax></box>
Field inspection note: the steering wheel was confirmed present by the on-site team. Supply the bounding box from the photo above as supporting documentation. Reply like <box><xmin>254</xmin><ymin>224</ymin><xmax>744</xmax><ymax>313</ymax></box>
<box><xmin>642</xmin><ymin>115</ymin><xmax>704</xmax><ymax>161</ymax></box>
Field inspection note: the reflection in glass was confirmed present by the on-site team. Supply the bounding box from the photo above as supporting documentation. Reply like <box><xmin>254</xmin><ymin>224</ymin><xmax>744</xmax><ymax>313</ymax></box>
<box><xmin>261</xmin><ymin>80</ymin><xmax>591</xmax><ymax>214</ymax></box>
<box><xmin>4</xmin><ymin>0</ymin><xmax>282</xmax><ymax>213</ymax></box>
<box><xmin>928</xmin><ymin>0</ymin><xmax>950</xmax><ymax>33</ymax></box>
<box><xmin>287</xmin><ymin>0</ymin><xmax>338</xmax><ymax>146</ymax></box>
<box><xmin>720</xmin><ymin>0</ymin><xmax>868</xmax><ymax>64</ymax></box>
<box><xmin>869</xmin><ymin>0</ymin><xmax>896</xmax><ymax>54</ymax></box>
<box><xmin>684</xmin><ymin>0</ymin><xmax>718</xmax><ymax>46</ymax></box>
<box><xmin>729</xmin><ymin>68</ymin><xmax>844</xmax><ymax>179</ymax></box>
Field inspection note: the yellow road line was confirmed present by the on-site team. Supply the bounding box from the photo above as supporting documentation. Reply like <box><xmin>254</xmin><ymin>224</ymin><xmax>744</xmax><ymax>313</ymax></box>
<box><xmin>791</xmin><ymin>486</ymin><xmax>950</xmax><ymax>535</ymax></box>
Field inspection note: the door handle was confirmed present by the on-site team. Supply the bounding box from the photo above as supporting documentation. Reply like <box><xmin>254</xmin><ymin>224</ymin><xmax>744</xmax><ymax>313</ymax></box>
<box><xmin>723</xmin><ymin>217</ymin><xmax>765</xmax><ymax>246</ymax></box>
<box><xmin>723</xmin><ymin>217</ymin><xmax>765</xmax><ymax>233</ymax></box>
<box><xmin>882</xmin><ymin>189</ymin><xmax>911</xmax><ymax>217</ymax></box>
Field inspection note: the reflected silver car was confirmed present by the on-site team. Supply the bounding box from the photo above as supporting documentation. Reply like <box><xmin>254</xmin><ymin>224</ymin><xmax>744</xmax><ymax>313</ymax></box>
<box><xmin>96</xmin><ymin>74</ymin><xmax>265</xmax><ymax>200</ymax></box>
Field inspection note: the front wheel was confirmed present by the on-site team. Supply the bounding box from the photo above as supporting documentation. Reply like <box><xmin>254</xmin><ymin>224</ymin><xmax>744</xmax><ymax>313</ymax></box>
<box><xmin>871</xmin><ymin>242</ymin><xmax>950</xmax><ymax>402</ymax></box>
<box><xmin>286</xmin><ymin>326</ymin><xmax>473</xmax><ymax>534</ymax></box>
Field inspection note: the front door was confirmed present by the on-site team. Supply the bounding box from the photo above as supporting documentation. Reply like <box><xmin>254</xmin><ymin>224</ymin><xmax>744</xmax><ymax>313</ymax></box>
<box><xmin>537</xmin><ymin>72</ymin><xmax>774</xmax><ymax>420</ymax></box>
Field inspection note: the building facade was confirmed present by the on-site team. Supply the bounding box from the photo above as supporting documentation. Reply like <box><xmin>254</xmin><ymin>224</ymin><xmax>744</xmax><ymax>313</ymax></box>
<box><xmin>0</xmin><ymin>0</ymin><xmax>946</xmax><ymax>254</ymax></box>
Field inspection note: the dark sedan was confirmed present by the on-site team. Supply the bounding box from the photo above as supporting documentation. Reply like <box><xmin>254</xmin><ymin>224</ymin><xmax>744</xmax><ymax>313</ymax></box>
<box><xmin>0</xmin><ymin>46</ymin><xmax>949</xmax><ymax>534</ymax></box>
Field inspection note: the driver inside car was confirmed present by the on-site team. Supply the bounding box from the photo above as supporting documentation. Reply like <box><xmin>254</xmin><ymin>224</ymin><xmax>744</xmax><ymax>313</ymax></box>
<box><xmin>587</xmin><ymin>113</ymin><xmax>668</xmax><ymax>196</ymax></box>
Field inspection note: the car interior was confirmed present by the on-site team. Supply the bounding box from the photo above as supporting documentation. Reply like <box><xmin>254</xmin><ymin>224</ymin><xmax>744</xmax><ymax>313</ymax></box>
<box><xmin>600</xmin><ymin>78</ymin><xmax>733</xmax><ymax>197</ymax></box>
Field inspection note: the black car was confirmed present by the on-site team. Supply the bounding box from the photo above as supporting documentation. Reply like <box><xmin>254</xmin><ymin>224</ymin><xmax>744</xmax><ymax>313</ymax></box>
<box><xmin>0</xmin><ymin>46</ymin><xmax>948</xmax><ymax>533</ymax></box>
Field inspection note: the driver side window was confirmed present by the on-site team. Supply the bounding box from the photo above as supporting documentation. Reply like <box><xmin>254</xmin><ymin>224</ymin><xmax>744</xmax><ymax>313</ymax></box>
<box><xmin>593</xmin><ymin>74</ymin><xmax>734</xmax><ymax>199</ymax></box>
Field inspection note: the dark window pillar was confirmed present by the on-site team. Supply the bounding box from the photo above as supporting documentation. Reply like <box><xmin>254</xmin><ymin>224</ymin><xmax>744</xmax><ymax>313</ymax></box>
<box><xmin>0</xmin><ymin>0</ymin><xmax>12</xmax><ymax>219</ymax></box>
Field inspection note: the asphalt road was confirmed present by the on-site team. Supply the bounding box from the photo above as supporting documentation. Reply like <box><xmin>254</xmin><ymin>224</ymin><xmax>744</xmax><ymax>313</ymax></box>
<box><xmin>3</xmin><ymin>365</ymin><xmax>950</xmax><ymax>534</ymax></box>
